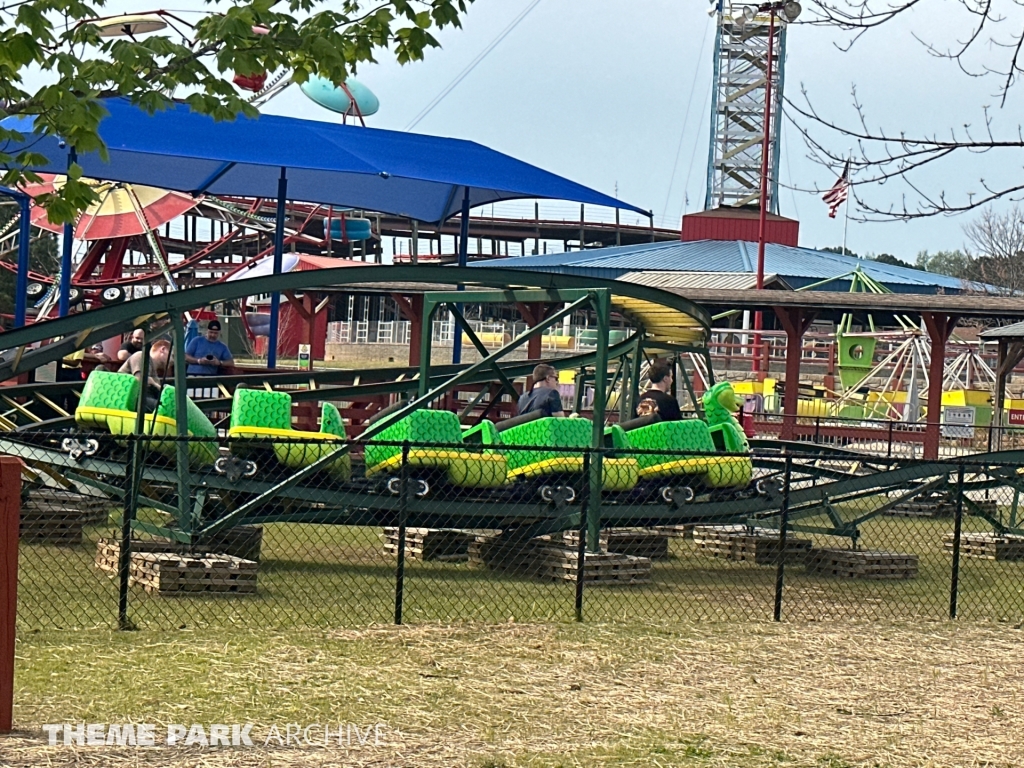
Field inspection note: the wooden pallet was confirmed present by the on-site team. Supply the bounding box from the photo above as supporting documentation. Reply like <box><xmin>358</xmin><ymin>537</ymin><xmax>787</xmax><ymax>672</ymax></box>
<box><xmin>968</xmin><ymin>500</ymin><xmax>999</xmax><ymax>516</ymax></box>
<box><xmin>19</xmin><ymin>507</ymin><xmax>84</xmax><ymax>546</ymax></box>
<box><xmin>562</xmin><ymin>529</ymin><xmax>669</xmax><ymax>559</ymax></box>
<box><xmin>469</xmin><ymin>533</ymin><xmax>652</xmax><ymax>584</ymax></box>
<box><xmin>95</xmin><ymin>527</ymin><xmax>263</xmax><ymax>576</ymax></box>
<box><xmin>468</xmin><ymin>533</ymin><xmax>549</xmax><ymax>576</ymax></box>
<box><xmin>652</xmin><ymin>524</ymin><xmax>694</xmax><ymax>540</ymax></box>
<box><xmin>194</xmin><ymin>526</ymin><xmax>263</xmax><ymax>562</ymax></box>
<box><xmin>805</xmin><ymin>548</ymin><xmax>918</xmax><ymax>579</ymax></box>
<box><xmin>887</xmin><ymin>491</ymin><xmax>998</xmax><ymax>519</ymax></box>
<box><xmin>382</xmin><ymin>527</ymin><xmax>472</xmax><ymax>561</ymax></box>
<box><xmin>543</xmin><ymin>547</ymin><xmax>652</xmax><ymax>584</ymax></box>
<box><xmin>130</xmin><ymin>553</ymin><xmax>258</xmax><ymax>594</ymax></box>
<box><xmin>95</xmin><ymin>538</ymin><xmax>182</xmax><ymax>575</ymax></box>
<box><xmin>692</xmin><ymin>525</ymin><xmax>811</xmax><ymax>565</ymax></box>
<box><xmin>942</xmin><ymin>532</ymin><xmax>1024</xmax><ymax>561</ymax></box>
<box><xmin>887</xmin><ymin>500</ymin><xmax>956</xmax><ymax>518</ymax></box>
<box><xmin>24</xmin><ymin>488</ymin><xmax>111</xmax><ymax>524</ymax></box>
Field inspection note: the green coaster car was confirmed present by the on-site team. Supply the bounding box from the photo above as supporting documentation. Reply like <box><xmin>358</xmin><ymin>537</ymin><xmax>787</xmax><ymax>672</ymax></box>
<box><xmin>365</xmin><ymin>409</ymin><xmax>507</xmax><ymax>489</ymax></box>
<box><xmin>486</xmin><ymin>416</ymin><xmax>640</xmax><ymax>492</ymax></box>
<box><xmin>622</xmin><ymin>419</ymin><xmax>752</xmax><ymax>489</ymax></box>
<box><xmin>614</xmin><ymin>382</ymin><xmax>753</xmax><ymax>491</ymax></box>
<box><xmin>75</xmin><ymin>370</ymin><xmax>218</xmax><ymax>466</ymax></box>
<box><xmin>226</xmin><ymin>388</ymin><xmax>351</xmax><ymax>480</ymax></box>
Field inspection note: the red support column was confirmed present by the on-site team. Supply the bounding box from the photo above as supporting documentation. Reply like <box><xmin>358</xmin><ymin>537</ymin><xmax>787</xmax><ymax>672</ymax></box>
<box><xmin>922</xmin><ymin>312</ymin><xmax>958</xmax><ymax>460</ymax></box>
<box><xmin>394</xmin><ymin>294</ymin><xmax>424</xmax><ymax>367</ymax></box>
<box><xmin>774</xmin><ymin>307</ymin><xmax>816</xmax><ymax>442</ymax></box>
<box><xmin>0</xmin><ymin>456</ymin><xmax>22</xmax><ymax>733</ymax></box>
<box><xmin>517</xmin><ymin>302</ymin><xmax>548</xmax><ymax>361</ymax></box>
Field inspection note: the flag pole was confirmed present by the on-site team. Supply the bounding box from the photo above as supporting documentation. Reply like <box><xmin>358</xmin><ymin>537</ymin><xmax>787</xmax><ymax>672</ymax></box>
<box><xmin>842</xmin><ymin>150</ymin><xmax>852</xmax><ymax>256</ymax></box>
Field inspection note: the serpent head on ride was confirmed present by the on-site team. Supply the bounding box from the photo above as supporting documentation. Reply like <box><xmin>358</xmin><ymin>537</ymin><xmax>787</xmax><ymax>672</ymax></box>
<box><xmin>703</xmin><ymin>381</ymin><xmax>742</xmax><ymax>426</ymax></box>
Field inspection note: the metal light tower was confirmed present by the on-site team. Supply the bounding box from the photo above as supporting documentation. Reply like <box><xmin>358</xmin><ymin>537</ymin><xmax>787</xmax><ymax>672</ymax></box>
<box><xmin>704</xmin><ymin>0</ymin><xmax>789</xmax><ymax>213</ymax></box>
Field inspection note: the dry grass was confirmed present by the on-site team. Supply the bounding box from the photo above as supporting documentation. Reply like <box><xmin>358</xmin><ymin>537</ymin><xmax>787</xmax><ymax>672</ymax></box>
<box><xmin>3</xmin><ymin>620</ymin><xmax>1023</xmax><ymax>767</ymax></box>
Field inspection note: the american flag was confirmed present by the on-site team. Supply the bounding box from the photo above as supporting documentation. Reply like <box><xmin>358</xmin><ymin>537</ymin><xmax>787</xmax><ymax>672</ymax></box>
<box><xmin>822</xmin><ymin>161</ymin><xmax>850</xmax><ymax>218</ymax></box>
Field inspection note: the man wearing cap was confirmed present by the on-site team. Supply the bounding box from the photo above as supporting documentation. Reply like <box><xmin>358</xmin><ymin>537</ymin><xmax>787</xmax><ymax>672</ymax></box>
<box><xmin>184</xmin><ymin>320</ymin><xmax>234</xmax><ymax>375</ymax></box>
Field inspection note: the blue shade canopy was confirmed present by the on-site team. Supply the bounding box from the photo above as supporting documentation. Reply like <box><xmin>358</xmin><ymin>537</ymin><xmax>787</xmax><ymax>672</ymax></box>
<box><xmin>0</xmin><ymin>98</ymin><xmax>647</xmax><ymax>223</ymax></box>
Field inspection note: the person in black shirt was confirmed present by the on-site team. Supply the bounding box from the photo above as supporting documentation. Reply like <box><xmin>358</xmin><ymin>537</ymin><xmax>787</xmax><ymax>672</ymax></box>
<box><xmin>636</xmin><ymin>360</ymin><xmax>682</xmax><ymax>421</ymax></box>
<box><xmin>517</xmin><ymin>364</ymin><xmax>566</xmax><ymax>417</ymax></box>
<box><xmin>117</xmin><ymin>328</ymin><xmax>145</xmax><ymax>362</ymax></box>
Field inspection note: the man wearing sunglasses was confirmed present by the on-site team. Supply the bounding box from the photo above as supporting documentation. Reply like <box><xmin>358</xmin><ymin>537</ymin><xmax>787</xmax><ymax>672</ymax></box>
<box><xmin>516</xmin><ymin>364</ymin><xmax>566</xmax><ymax>418</ymax></box>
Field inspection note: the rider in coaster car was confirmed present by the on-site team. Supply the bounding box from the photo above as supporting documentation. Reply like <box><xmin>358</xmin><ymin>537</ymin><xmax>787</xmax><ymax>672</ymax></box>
<box><xmin>516</xmin><ymin>364</ymin><xmax>566</xmax><ymax>418</ymax></box>
<box><xmin>636</xmin><ymin>360</ymin><xmax>682</xmax><ymax>421</ymax></box>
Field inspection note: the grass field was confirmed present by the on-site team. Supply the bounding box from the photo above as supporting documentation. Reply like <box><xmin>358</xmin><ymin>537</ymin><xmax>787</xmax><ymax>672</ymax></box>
<box><xmin>5</xmin><ymin>620</ymin><xmax>1023</xmax><ymax>767</ymax></box>
<box><xmin>9</xmin><ymin>494</ymin><xmax>1024</xmax><ymax>766</ymax></box>
<box><xmin>15</xmin><ymin>509</ymin><xmax>1024</xmax><ymax>631</ymax></box>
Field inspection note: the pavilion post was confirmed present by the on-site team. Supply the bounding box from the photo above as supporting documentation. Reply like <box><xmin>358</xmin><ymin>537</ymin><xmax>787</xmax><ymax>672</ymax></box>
<box><xmin>13</xmin><ymin>194</ymin><xmax>30</xmax><ymax>328</ymax></box>
<box><xmin>922</xmin><ymin>312</ymin><xmax>956</xmax><ymax>460</ymax></box>
<box><xmin>994</xmin><ymin>339</ymin><xmax>1008</xmax><ymax>451</ymax></box>
<box><xmin>267</xmin><ymin>167</ymin><xmax>288</xmax><ymax>368</ymax></box>
<box><xmin>0</xmin><ymin>456</ymin><xmax>21</xmax><ymax>733</ymax></box>
<box><xmin>991</xmin><ymin>338</ymin><xmax>1024</xmax><ymax>452</ymax></box>
<box><xmin>775</xmin><ymin>307</ymin><xmax>816</xmax><ymax>441</ymax></box>
<box><xmin>525</xmin><ymin>302</ymin><xmax>547</xmax><ymax>360</ymax></box>
<box><xmin>451</xmin><ymin>187</ymin><xmax>470</xmax><ymax>365</ymax></box>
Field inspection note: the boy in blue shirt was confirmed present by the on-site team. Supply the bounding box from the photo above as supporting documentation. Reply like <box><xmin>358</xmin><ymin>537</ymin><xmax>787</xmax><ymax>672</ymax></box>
<box><xmin>185</xmin><ymin>320</ymin><xmax>234</xmax><ymax>375</ymax></box>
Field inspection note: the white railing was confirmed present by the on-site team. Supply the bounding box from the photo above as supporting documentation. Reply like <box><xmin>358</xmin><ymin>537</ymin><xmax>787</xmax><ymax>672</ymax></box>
<box><xmin>327</xmin><ymin>321</ymin><xmax>412</xmax><ymax>345</ymax></box>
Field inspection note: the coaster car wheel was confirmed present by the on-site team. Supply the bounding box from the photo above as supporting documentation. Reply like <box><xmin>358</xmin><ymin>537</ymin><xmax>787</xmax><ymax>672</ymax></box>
<box><xmin>387</xmin><ymin>476</ymin><xmax>430</xmax><ymax>498</ymax></box>
<box><xmin>662</xmin><ymin>485</ymin><xmax>695</xmax><ymax>505</ymax></box>
<box><xmin>215</xmin><ymin>455</ymin><xmax>258</xmax><ymax>483</ymax></box>
<box><xmin>61</xmin><ymin>437</ymin><xmax>99</xmax><ymax>461</ymax></box>
<box><xmin>756</xmin><ymin>477</ymin><xmax>783</xmax><ymax>499</ymax></box>
<box><xmin>540</xmin><ymin>484</ymin><xmax>576</xmax><ymax>507</ymax></box>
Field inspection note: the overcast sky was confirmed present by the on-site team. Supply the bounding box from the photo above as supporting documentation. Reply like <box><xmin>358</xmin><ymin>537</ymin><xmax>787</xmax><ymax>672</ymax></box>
<box><xmin>31</xmin><ymin>0</ymin><xmax>1024</xmax><ymax>263</ymax></box>
<box><xmin>259</xmin><ymin>0</ymin><xmax>1012</xmax><ymax>263</ymax></box>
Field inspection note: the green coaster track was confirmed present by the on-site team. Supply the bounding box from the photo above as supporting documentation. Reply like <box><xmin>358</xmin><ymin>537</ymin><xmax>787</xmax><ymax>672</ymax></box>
<box><xmin>1</xmin><ymin>266</ymin><xmax>1018</xmax><ymax>549</ymax></box>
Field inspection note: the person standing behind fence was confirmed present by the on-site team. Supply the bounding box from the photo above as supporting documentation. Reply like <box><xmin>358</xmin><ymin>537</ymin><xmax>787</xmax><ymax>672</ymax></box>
<box><xmin>636</xmin><ymin>360</ymin><xmax>682</xmax><ymax>421</ymax></box>
<box><xmin>517</xmin><ymin>364</ymin><xmax>565</xmax><ymax>417</ymax></box>
<box><xmin>184</xmin><ymin>320</ymin><xmax>233</xmax><ymax>375</ymax></box>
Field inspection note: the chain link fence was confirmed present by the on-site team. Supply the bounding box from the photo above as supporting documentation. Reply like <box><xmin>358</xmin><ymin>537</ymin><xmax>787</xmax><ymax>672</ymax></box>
<box><xmin>8</xmin><ymin>432</ymin><xmax>1024</xmax><ymax>630</ymax></box>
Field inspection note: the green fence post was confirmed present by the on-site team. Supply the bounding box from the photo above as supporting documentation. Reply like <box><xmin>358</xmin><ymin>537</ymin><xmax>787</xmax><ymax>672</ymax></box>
<box><xmin>394</xmin><ymin>441</ymin><xmax>409</xmax><ymax>625</ymax></box>
<box><xmin>575</xmin><ymin>450</ymin><xmax>590</xmax><ymax>622</ymax></box>
<box><xmin>588</xmin><ymin>290</ymin><xmax>610</xmax><ymax>553</ymax></box>
<box><xmin>949</xmin><ymin>463</ymin><xmax>965</xmax><ymax>620</ymax></box>
<box><xmin>119</xmin><ymin>342</ymin><xmax>150</xmax><ymax>630</ymax></box>
<box><xmin>170</xmin><ymin>316</ymin><xmax>191</xmax><ymax>535</ymax></box>
<box><xmin>773</xmin><ymin>455</ymin><xmax>792</xmax><ymax>622</ymax></box>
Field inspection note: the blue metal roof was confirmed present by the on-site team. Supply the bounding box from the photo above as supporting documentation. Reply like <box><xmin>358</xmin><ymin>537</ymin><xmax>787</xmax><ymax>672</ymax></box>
<box><xmin>475</xmin><ymin>239</ymin><xmax>973</xmax><ymax>293</ymax></box>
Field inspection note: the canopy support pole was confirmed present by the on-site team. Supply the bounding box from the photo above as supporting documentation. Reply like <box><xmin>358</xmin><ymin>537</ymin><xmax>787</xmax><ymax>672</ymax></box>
<box><xmin>451</xmin><ymin>187</ymin><xmax>470</xmax><ymax>365</ymax></box>
<box><xmin>58</xmin><ymin>148</ymin><xmax>77</xmax><ymax>318</ymax></box>
<box><xmin>10</xmin><ymin>192</ymin><xmax>30</xmax><ymax>329</ymax></box>
<box><xmin>268</xmin><ymin>167</ymin><xmax>288</xmax><ymax>368</ymax></box>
